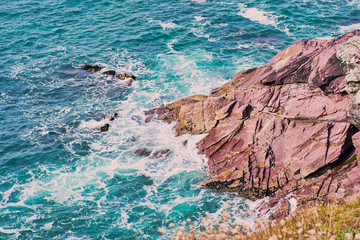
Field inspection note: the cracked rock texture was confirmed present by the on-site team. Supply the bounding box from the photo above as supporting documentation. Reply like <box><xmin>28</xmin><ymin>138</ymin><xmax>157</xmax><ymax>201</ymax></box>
<box><xmin>146</xmin><ymin>31</ymin><xmax>360</xmax><ymax>214</ymax></box>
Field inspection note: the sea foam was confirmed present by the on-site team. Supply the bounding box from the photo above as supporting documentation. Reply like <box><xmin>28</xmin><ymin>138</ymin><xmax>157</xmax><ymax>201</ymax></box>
<box><xmin>146</xmin><ymin>18</ymin><xmax>178</xmax><ymax>30</ymax></box>
<box><xmin>238</xmin><ymin>3</ymin><xmax>290</xmax><ymax>35</ymax></box>
<box><xmin>339</xmin><ymin>23</ymin><xmax>360</xmax><ymax>33</ymax></box>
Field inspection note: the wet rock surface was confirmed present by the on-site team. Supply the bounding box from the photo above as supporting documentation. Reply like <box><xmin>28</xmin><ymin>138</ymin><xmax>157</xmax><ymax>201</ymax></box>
<box><xmin>135</xmin><ymin>148</ymin><xmax>171</xmax><ymax>159</ymax></box>
<box><xmin>103</xmin><ymin>70</ymin><xmax>116</xmax><ymax>76</ymax></box>
<box><xmin>100</xmin><ymin>123</ymin><xmax>109</xmax><ymax>132</ymax></box>
<box><xmin>83</xmin><ymin>64</ymin><xmax>103</xmax><ymax>72</ymax></box>
<box><xmin>152</xmin><ymin>149</ymin><xmax>171</xmax><ymax>159</ymax></box>
<box><xmin>146</xmin><ymin>31</ymin><xmax>360</xmax><ymax>217</ymax></box>
<box><xmin>135</xmin><ymin>148</ymin><xmax>152</xmax><ymax>157</ymax></box>
<box><xmin>103</xmin><ymin>113</ymin><xmax>118</xmax><ymax>121</ymax></box>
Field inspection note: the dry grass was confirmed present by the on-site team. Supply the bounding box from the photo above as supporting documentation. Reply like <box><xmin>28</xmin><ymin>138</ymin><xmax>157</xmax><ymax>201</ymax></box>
<box><xmin>160</xmin><ymin>198</ymin><xmax>360</xmax><ymax>239</ymax></box>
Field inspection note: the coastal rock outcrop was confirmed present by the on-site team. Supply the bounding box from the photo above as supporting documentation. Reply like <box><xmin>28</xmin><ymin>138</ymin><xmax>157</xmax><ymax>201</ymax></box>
<box><xmin>81</xmin><ymin>65</ymin><xmax>136</xmax><ymax>83</ymax></box>
<box><xmin>146</xmin><ymin>31</ymin><xmax>360</xmax><ymax>212</ymax></box>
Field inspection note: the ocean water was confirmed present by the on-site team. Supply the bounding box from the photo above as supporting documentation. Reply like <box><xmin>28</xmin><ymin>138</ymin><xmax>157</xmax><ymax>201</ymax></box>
<box><xmin>1</xmin><ymin>0</ymin><xmax>360</xmax><ymax>239</ymax></box>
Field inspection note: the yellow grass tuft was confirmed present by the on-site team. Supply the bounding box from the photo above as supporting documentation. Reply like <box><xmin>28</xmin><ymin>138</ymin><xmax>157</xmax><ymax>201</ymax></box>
<box><xmin>160</xmin><ymin>198</ymin><xmax>360</xmax><ymax>239</ymax></box>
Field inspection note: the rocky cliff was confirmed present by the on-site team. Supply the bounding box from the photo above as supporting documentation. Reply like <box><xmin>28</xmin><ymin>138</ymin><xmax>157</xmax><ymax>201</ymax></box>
<box><xmin>146</xmin><ymin>31</ymin><xmax>360</xmax><ymax>217</ymax></box>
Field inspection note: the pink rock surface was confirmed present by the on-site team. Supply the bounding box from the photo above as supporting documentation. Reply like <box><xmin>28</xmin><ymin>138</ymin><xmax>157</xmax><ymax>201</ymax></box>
<box><xmin>146</xmin><ymin>31</ymin><xmax>360</xmax><ymax>216</ymax></box>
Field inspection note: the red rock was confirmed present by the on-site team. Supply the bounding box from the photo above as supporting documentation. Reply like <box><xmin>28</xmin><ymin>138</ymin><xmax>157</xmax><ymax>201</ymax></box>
<box><xmin>147</xmin><ymin>31</ymin><xmax>360</xmax><ymax>219</ymax></box>
<box><xmin>258</xmin><ymin>197</ymin><xmax>279</xmax><ymax>216</ymax></box>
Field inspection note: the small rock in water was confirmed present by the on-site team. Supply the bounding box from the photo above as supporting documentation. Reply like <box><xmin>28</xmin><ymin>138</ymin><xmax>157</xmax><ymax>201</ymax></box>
<box><xmin>117</xmin><ymin>73</ymin><xmax>126</xmax><ymax>80</ymax></box>
<box><xmin>100</xmin><ymin>123</ymin><xmax>110</xmax><ymax>132</ymax></box>
<box><xmin>152</xmin><ymin>149</ymin><xmax>170</xmax><ymax>159</ymax></box>
<box><xmin>110</xmin><ymin>113</ymin><xmax>118</xmax><ymax>121</ymax></box>
<box><xmin>83</xmin><ymin>64</ymin><xmax>103</xmax><ymax>72</ymax></box>
<box><xmin>125</xmin><ymin>73</ymin><xmax>136</xmax><ymax>80</ymax></box>
<box><xmin>126</xmin><ymin>79</ymin><xmax>133</xmax><ymax>86</ymax></box>
<box><xmin>104</xmin><ymin>113</ymin><xmax>118</xmax><ymax>121</ymax></box>
<box><xmin>117</xmin><ymin>73</ymin><xmax>136</xmax><ymax>80</ymax></box>
<box><xmin>135</xmin><ymin>148</ymin><xmax>152</xmax><ymax>157</ymax></box>
<box><xmin>103</xmin><ymin>70</ymin><xmax>116</xmax><ymax>76</ymax></box>
<box><xmin>130</xmin><ymin>136</ymin><xmax>138</xmax><ymax>142</ymax></box>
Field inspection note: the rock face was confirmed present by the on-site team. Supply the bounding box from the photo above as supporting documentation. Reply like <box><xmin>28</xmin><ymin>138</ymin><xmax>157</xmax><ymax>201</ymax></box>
<box><xmin>146</xmin><ymin>31</ymin><xmax>360</xmax><ymax>209</ymax></box>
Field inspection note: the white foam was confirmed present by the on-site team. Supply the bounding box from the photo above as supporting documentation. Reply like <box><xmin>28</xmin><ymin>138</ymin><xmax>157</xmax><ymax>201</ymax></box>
<box><xmin>65</xmin><ymin>236</ymin><xmax>85</xmax><ymax>240</ymax></box>
<box><xmin>167</xmin><ymin>39</ymin><xmax>181</xmax><ymax>54</ymax></box>
<box><xmin>339</xmin><ymin>23</ymin><xmax>360</xmax><ymax>33</ymax></box>
<box><xmin>238</xmin><ymin>3</ymin><xmax>290</xmax><ymax>35</ymax></box>
<box><xmin>41</xmin><ymin>221</ymin><xmax>54</xmax><ymax>230</ymax></box>
<box><xmin>234</xmin><ymin>56</ymin><xmax>264</xmax><ymax>72</ymax></box>
<box><xmin>316</xmin><ymin>36</ymin><xmax>334</xmax><ymax>40</ymax></box>
<box><xmin>11</xmin><ymin>109</ymin><xmax>209</xmax><ymax>208</ymax></box>
<box><xmin>238</xmin><ymin>4</ymin><xmax>276</xmax><ymax>27</ymax></box>
<box><xmin>190</xmin><ymin>27</ymin><xmax>217</xmax><ymax>42</ymax></box>
<box><xmin>194</xmin><ymin>16</ymin><xmax>206</xmax><ymax>22</ymax></box>
<box><xmin>0</xmin><ymin>227</ymin><xmax>34</xmax><ymax>238</ymax></box>
<box><xmin>146</xmin><ymin>18</ymin><xmax>178</xmax><ymax>30</ymax></box>
<box><xmin>347</xmin><ymin>0</ymin><xmax>360</xmax><ymax>8</ymax></box>
<box><xmin>79</xmin><ymin>119</ymin><xmax>108</xmax><ymax>130</ymax></box>
<box><xmin>25</xmin><ymin>214</ymin><xmax>39</xmax><ymax>223</ymax></box>
<box><xmin>159</xmin><ymin>22</ymin><xmax>178</xmax><ymax>30</ymax></box>
<box><xmin>217</xmin><ymin>23</ymin><xmax>228</xmax><ymax>27</ymax></box>
<box><xmin>190</xmin><ymin>0</ymin><xmax>206</xmax><ymax>3</ymax></box>
<box><xmin>289</xmin><ymin>197</ymin><xmax>297</xmax><ymax>214</ymax></box>
<box><xmin>237</xmin><ymin>44</ymin><xmax>251</xmax><ymax>49</ymax></box>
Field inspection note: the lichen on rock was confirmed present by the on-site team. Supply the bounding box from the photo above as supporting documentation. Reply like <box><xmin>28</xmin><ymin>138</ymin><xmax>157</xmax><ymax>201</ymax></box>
<box><xmin>337</xmin><ymin>35</ymin><xmax>360</xmax><ymax>105</ymax></box>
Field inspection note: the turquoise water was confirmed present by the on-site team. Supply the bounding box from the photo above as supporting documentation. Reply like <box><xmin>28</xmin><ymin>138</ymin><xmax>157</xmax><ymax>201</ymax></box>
<box><xmin>1</xmin><ymin>0</ymin><xmax>360</xmax><ymax>239</ymax></box>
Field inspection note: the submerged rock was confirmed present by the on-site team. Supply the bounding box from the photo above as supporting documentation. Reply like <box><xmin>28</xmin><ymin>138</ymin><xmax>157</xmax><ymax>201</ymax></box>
<box><xmin>146</xmin><ymin>31</ymin><xmax>360</xmax><ymax>216</ymax></box>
